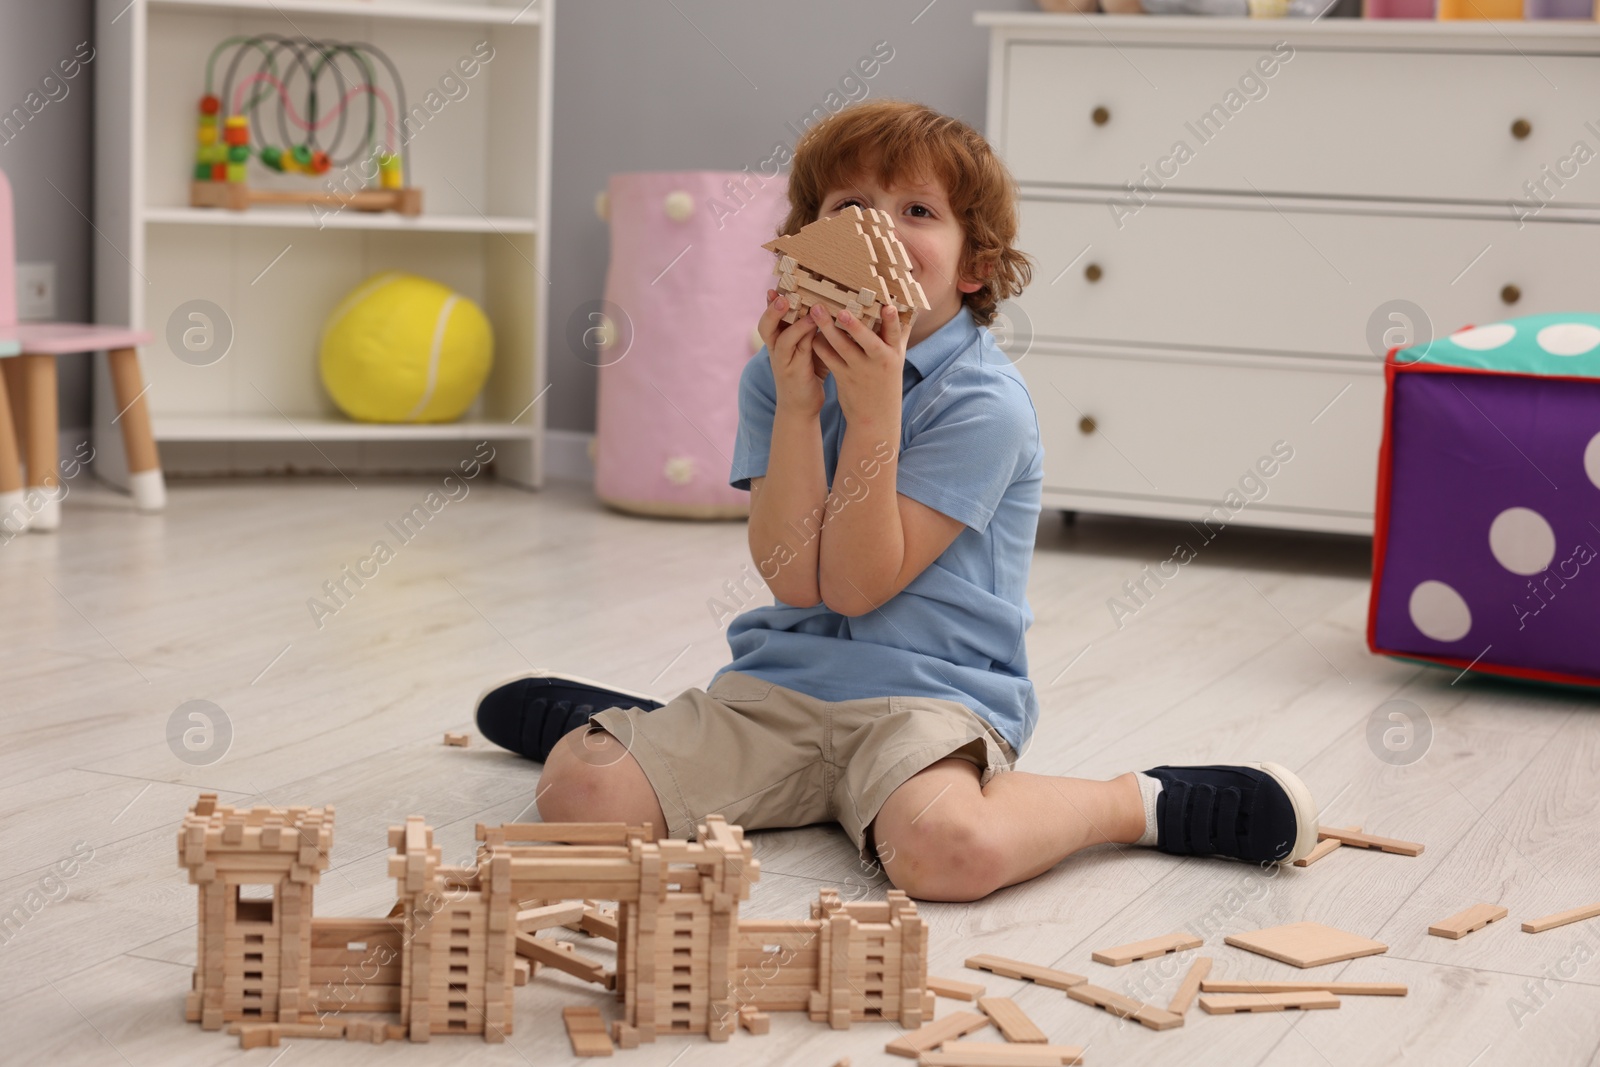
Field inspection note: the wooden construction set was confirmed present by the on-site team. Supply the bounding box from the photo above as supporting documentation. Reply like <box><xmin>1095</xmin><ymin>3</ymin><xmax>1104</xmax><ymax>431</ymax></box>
<box><xmin>188</xmin><ymin>35</ymin><xmax>422</xmax><ymax>217</ymax></box>
<box><xmin>764</xmin><ymin>204</ymin><xmax>932</xmax><ymax>334</ymax></box>
<box><xmin>177</xmin><ymin>801</ymin><xmax>1600</xmax><ymax>1061</ymax></box>
<box><xmin>177</xmin><ymin>794</ymin><xmax>934</xmax><ymax>1053</ymax></box>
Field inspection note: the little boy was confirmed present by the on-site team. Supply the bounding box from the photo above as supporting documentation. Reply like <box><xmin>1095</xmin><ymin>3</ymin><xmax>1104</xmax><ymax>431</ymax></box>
<box><xmin>477</xmin><ymin>101</ymin><xmax>1317</xmax><ymax>901</ymax></box>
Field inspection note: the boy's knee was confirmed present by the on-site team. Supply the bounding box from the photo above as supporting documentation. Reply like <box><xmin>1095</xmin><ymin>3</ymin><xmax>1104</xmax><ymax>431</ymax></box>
<box><xmin>875</xmin><ymin>802</ymin><xmax>1006</xmax><ymax>902</ymax></box>
<box><xmin>535</xmin><ymin>726</ymin><xmax>652</xmax><ymax>826</ymax></box>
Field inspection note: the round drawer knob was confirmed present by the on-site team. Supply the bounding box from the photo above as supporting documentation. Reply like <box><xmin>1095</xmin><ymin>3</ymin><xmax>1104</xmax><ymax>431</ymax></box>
<box><xmin>1084</xmin><ymin>263</ymin><xmax>1103</xmax><ymax>283</ymax></box>
<box><xmin>1501</xmin><ymin>283</ymin><xmax>1521</xmax><ymax>305</ymax></box>
<box><xmin>1510</xmin><ymin>118</ymin><xmax>1532</xmax><ymax>140</ymax></box>
<box><xmin>1091</xmin><ymin>106</ymin><xmax>1110</xmax><ymax>126</ymax></box>
<box><xmin>1078</xmin><ymin>415</ymin><xmax>1098</xmax><ymax>435</ymax></box>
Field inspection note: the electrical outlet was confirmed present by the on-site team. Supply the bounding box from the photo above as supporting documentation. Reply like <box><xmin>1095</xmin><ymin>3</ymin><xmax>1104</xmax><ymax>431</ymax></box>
<box><xmin>17</xmin><ymin>262</ymin><xmax>56</xmax><ymax>321</ymax></box>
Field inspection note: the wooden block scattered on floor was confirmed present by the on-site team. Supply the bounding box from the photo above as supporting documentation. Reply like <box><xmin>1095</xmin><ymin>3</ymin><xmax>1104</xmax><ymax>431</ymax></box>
<box><xmin>965</xmin><ymin>954</ymin><xmax>1086</xmax><ymax>991</ymax></box>
<box><xmin>513</xmin><ymin>958</ymin><xmax>531</xmax><ymax>985</ymax></box>
<box><xmin>1199</xmin><ymin>991</ymin><xmax>1340</xmax><ymax>1014</ymax></box>
<box><xmin>885</xmin><ymin>1010</ymin><xmax>991</xmax><ymax>1058</ymax></box>
<box><xmin>927</xmin><ymin>974</ymin><xmax>987</xmax><ymax>1001</ymax></box>
<box><xmin>1429</xmin><ymin>903</ymin><xmax>1509</xmax><ymax>939</ymax></box>
<box><xmin>1294</xmin><ymin>826</ymin><xmax>1359</xmax><ymax>868</ymax></box>
<box><xmin>977</xmin><ymin>996</ymin><xmax>1047</xmax><ymax>1043</ymax></box>
<box><xmin>1522</xmin><ymin>902</ymin><xmax>1600</xmax><ymax>934</ymax></box>
<box><xmin>443</xmin><ymin>732</ymin><xmax>469</xmax><ymax>746</ymax></box>
<box><xmin>1316</xmin><ymin>827</ymin><xmax>1424</xmax><ymax>857</ymax></box>
<box><xmin>737</xmin><ymin>1005</ymin><xmax>770</xmax><ymax>1034</ymax></box>
<box><xmin>1167</xmin><ymin>956</ymin><xmax>1212</xmax><ymax>1014</ymax></box>
<box><xmin>1224</xmin><ymin>922</ymin><xmax>1388</xmax><ymax>968</ymax></box>
<box><xmin>922</xmin><ymin>1043</ymin><xmax>1085</xmax><ymax>1066</ymax></box>
<box><xmin>1201</xmin><ymin>979</ymin><xmax>1406</xmax><ymax>996</ymax></box>
<box><xmin>563</xmin><ymin>1006</ymin><xmax>614</xmax><ymax>1057</ymax></box>
<box><xmin>1092</xmin><ymin>931</ymin><xmax>1203</xmax><ymax>966</ymax></box>
<box><xmin>1065</xmin><ymin>983</ymin><xmax>1183</xmax><ymax>1031</ymax></box>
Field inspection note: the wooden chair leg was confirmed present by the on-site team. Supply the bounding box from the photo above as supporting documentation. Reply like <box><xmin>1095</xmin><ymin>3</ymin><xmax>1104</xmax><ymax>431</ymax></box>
<box><xmin>106</xmin><ymin>346</ymin><xmax>166</xmax><ymax>511</ymax></box>
<box><xmin>0</xmin><ymin>361</ymin><xmax>27</xmax><ymax>536</ymax></box>
<box><xmin>19</xmin><ymin>353</ymin><xmax>60</xmax><ymax>531</ymax></box>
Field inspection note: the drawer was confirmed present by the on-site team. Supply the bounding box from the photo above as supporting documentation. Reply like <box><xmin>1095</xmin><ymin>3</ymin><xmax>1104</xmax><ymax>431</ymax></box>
<box><xmin>1002</xmin><ymin>41</ymin><xmax>1600</xmax><ymax>206</ymax></box>
<box><xmin>1017</xmin><ymin>197</ymin><xmax>1599</xmax><ymax>358</ymax></box>
<box><xmin>1022</xmin><ymin>351</ymin><xmax>1384</xmax><ymax>516</ymax></box>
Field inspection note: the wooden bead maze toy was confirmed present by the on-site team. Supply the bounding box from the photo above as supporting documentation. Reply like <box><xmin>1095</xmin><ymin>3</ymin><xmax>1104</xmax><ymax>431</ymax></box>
<box><xmin>189</xmin><ymin>35</ymin><xmax>421</xmax><ymax>217</ymax></box>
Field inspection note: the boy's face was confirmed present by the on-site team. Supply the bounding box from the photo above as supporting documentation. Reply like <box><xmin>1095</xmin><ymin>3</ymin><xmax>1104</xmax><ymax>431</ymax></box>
<box><xmin>816</xmin><ymin>170</ymin><xmax>983</xmax><ymax>349</ymax></box>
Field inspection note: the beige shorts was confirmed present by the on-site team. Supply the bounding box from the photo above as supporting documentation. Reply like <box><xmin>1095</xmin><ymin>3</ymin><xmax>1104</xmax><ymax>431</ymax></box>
<box><xmin>588</xmin><ymin>670</ymin><xmax>1016</xmax><ymax>856</ymax></box>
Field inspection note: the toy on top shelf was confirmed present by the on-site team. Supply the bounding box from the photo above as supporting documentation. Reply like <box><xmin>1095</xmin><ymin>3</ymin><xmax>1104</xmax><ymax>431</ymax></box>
<box><xmin>189</xmin><ymin>35</ymin><xmax>422</xmax><ymax>217</ymax></box>
<box><xmin>762</xmin><ymin>205</ymin><xmax>932</xmax><ymax>338</ymax></box>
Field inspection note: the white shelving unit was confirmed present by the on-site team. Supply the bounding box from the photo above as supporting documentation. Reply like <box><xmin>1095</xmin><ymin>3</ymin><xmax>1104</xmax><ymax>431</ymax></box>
<box><xmin>93</xmin><ymin>0</ymin><xmax>553</xmax><ymax>486</ymax></box>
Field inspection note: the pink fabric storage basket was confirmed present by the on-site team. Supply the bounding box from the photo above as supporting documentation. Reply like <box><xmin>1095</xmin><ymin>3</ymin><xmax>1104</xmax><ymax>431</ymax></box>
<box><xmin>594</xmin><ymin>170</ymin><xmax>788</xmax><ymax>519</ymax></box>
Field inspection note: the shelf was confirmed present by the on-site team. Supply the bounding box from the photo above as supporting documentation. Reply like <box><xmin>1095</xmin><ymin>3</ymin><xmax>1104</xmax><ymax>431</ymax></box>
<box><xmin>156</xmin><ymin>415</ymin><xmax>538</xmax><ymax>441</ymax></box>
<box><xmin>144</xmin><ymin>206</ymin><xmax>536</xmax><ymax>234</ymax></box>
<box><xmin>147</xmin><ymin>0</ymin><xmax>541</xmax><ymax>27</ymax></box>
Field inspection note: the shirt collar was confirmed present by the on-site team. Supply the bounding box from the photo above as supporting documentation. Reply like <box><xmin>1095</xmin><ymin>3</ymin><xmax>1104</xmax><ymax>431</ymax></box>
<box><xmin>904</xmin><ymin>304</ymin><xmax>979</xmax><ymax>382</ymax></box>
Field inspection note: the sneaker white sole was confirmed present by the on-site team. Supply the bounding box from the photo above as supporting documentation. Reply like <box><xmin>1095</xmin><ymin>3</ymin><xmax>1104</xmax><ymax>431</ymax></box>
<box><xmin>1248</xmin><ymin>761</ymin><xmax>1319</xmax><ymax>863</ymax></box>
<box><xmin>474</xmin><ymin>669</ymin><xmax>662</xmax><ymax>719</ymax></box>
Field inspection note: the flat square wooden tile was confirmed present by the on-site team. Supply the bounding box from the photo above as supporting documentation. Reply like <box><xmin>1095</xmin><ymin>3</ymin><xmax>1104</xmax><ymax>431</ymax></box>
<box><xmin>1223</xmin><ymin>922</ymin><xmax>1387</xmax><ymax>968</ymax></box>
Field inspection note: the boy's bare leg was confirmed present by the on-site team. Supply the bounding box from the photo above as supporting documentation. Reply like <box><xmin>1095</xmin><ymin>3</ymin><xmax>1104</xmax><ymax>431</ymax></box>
<box><xmin>870</xmin><ymin>758</ymin><xmax>1146</xmax><ymax>902</ymax></box>
<box><xmin>536</xmin><ymin>725</ymin><xmax>670</xmax><ymax>840</ymax></box>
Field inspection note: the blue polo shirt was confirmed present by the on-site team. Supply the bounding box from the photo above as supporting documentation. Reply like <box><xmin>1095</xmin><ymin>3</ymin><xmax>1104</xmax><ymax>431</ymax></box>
<box><xmin>709</xmin><ymin>305</ymin><xmax>1044</xmax><ymax>753</ymax></box>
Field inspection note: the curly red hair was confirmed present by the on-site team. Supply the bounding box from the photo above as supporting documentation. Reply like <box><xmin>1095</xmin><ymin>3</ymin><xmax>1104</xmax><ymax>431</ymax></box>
<box><xmin>778</xmin><ymin>100</ymin><xmax>1032</xmax><ymax>328</ymax></box>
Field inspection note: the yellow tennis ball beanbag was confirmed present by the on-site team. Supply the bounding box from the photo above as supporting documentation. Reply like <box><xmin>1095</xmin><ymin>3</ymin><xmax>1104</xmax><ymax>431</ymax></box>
<box><xmin>319</xmin><ymin>272</ymin><xmax>493</xmax><ymax>423</ymax></box>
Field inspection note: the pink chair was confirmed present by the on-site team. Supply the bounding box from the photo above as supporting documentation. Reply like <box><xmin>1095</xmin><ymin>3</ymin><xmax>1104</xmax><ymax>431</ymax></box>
<box><xmin>0</xmin><ymin>167</ymin><xmax>164</xmax><ymax>532</ymax></box>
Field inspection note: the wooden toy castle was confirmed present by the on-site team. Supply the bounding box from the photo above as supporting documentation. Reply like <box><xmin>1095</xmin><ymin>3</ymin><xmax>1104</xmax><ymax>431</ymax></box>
<box><xmin>177</xmin><ymin>794</ymin><xmax>930</xmax><ymax>1052</ymax></box>
<box><xmin>764</xmin><ymin>204</ymin><xmax>933</xmax><ymax>333</ymax></box>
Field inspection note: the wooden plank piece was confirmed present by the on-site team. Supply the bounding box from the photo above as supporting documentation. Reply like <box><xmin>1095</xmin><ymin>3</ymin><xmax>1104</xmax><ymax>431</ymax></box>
<box><xmin>1167</xmin><ymin>956</ymin><xmax>1211</xmax><ymax>1015</ymax></box>
<box><xmin>1201</xmin><ymin>980</ymin><xmax>1406</xmax><ymax>996</ymax></box>
<box><xmin>1522</xmin><ymin>902</ymin><xmax>1600</xmax><ymax>934</ymax></box>
<box><xmin>1316</xmin><ymin>827</ymin><xmax>1424</xmax><ymax>857</ymax></box>
<box><xmin>517</xmin><ymin>901</ymin><xmax>587</xmax><ymax>932</ymax></box>
<box><xmin>1092</xmin><ymin>931</ymin><xmax>1202</xmax><ymax>967</ymax></box>
<box><xmin>935</xmin><ymin>1043</ymin><xmax>1085</xmax><ymax>1064</ymax></box>
<box><xmin>1429</xmin><ymin>903</ymin><xmax>1509</xmax><ymax>940</ymax></box>
<box><xmin>1065</xmin><ymin>983</ymin><xmax>1183</xmax><ymax>1031</ymax></box>
<box><xmin>1199</xmin><ymin>991</ymin><xmax>1340</xmax><ymax>1014</ymax></box>
<box><xmin>927</xmin><ymin>974</ymin><xmax>987</xmax><ymax>1001</ymax></box>
<box><xmin>921</xmin><ymin>1045</ymin><xmax>1084</xmax><ymax>1066</ymax></box>
<box><xmin>965</xmin><ymin>954</ymin><xmax>1086</xmax><ymax>991</ymax></box>
<box><xmin>977</xmin><ymin>996</ymin><xmax>1047</xmax><ymax>1043</ymax></box>
<box><xmin>885</xmin><ymin>1010</ymin><xmax>991</xmax><ymax>1058</ymax></box>
<box><xmin>563</xmin><ymin>1006</ymin><xmax>614</xmax><ymax>1056</ymax></box>
<box><xmin>1294</xmin><ymin>826</ymin><xmax>1359</xmax><ymax>868</ymax></box>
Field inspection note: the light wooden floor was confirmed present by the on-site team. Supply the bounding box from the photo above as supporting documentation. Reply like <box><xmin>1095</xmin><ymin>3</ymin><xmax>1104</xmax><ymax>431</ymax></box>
<box><xmin>3</xmin><ymin>475</ymin><xmax>1597</xmax><ymax>1067</ymax></box>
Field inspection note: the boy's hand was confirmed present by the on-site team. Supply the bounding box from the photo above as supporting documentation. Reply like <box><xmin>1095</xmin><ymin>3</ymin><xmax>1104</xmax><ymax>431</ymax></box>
<box><xmin>809</xmin><ymin>301</ymin><xmax>907</xmax><ymax>430</ymax></box>
<box><xmin>759</xmin><ymin>290</ymin><xmax>824</xmax><ymax>419</ymax></box>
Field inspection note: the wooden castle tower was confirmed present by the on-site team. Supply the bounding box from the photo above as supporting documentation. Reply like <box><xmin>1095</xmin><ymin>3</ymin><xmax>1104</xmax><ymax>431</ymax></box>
<box><xmin>178</xmin><ymin>796</ymin><xmax>333</xmax><ymax>1030</ymax></box>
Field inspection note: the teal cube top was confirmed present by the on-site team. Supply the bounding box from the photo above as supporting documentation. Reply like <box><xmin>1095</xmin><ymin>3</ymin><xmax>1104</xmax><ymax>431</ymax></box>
<box><xmin>1394</xmin><ymin>313</ymin><xmax>1600</xmax><ymax>380</ymax></box>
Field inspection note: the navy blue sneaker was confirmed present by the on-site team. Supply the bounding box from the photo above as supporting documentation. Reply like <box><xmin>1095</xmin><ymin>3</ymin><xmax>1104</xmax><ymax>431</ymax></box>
<box><xmin>1144</xmin><ymin>763</ymin><xmax>1317</xmax><ymax>864</ymax></box>
<box><xmin>475</xmin><ymin>670</ymin><xmax>664</xmax><ymax>762</ymax></box>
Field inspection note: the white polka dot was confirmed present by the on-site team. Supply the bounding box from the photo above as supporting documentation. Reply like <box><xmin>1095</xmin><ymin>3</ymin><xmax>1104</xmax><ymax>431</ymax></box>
<box><xmin>1536</xmin><ymin>322</ymin><xmax>1600</xmax><ymax>357</ymax></box>
<box><xmin>1449</xmin><ymin>323</ymin><xmax>1516</xmax><ymax>350</ymax></box>
<box><xmin>664</xmin><ymin>190</ymin><xmax>694</xmax><ymax>222</ymax></box>
<box><xmin>1489</xmin><ymin>507</ymin><xmax>1556</xmax><ymax>575</ymax></box>
<box><xmin>1586</xmin><ymin>431</ymin><xmax>1600</xmax><ymax>491</ymax></box>
<box><xmin>1409</xmin><ymin>580</ymin><xmax>1472</xmax><ymax>642</ymax></box>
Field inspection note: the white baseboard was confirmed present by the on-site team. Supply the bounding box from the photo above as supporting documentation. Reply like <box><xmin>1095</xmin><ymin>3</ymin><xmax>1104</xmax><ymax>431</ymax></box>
<box><xmin>543</xmin><ymin>429</ymin><xmax>595</xmax><ymax>484</ymax></box>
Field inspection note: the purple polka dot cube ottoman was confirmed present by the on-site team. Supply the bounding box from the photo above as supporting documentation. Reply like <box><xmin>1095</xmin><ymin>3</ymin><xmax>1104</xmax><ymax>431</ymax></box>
<box><xmin>1368</xmin><ymin>312</ymin><xmax>1600</xmax><ymax>689</ymax></box>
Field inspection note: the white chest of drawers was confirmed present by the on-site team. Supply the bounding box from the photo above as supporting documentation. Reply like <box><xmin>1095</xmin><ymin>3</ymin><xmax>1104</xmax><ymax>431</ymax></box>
<box><xmin>978</xmin><ymin>13</ymin><xmax>1600</xmax><ymax>535</ymax></box>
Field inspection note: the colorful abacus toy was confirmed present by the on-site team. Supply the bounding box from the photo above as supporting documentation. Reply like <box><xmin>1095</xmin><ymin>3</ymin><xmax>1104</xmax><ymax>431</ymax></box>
<box><xmin>189</xmin><ymin>35</ymin><xmax>422</xmax><ymax>218</ymax></box>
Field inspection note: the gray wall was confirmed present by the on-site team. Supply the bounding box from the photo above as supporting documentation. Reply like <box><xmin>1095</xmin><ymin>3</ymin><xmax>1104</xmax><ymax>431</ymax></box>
<box><xmin>5</xmin><ymin>0</ymin><xmax>1032</xmax><ymax>438</ymax></box>
<box><xmin>546</xmin><ymin>0</ymin><xmax>1035</xmax><ymax>433</ymax></box>
<box><xmin>0</xmin><ymin>0</ymin><xmax>96</xmax><ymax>431</ymax></box>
